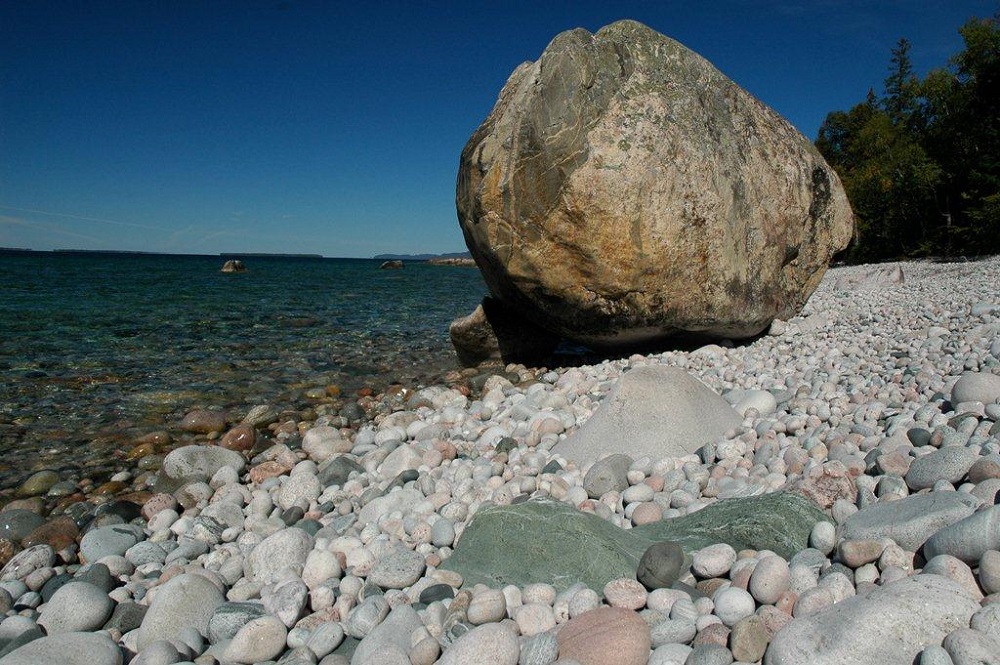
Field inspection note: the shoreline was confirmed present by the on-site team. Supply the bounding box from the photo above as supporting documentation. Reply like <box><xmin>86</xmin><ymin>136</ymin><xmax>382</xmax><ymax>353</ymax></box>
<box><xmin>0</xmin><ymin>256</ymin><xmax>998</xmax><ymax>663</ymax></box>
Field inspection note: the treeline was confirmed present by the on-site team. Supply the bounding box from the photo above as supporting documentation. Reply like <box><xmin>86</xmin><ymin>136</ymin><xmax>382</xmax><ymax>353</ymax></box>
<box><xmin>815</xmin><ymin>14</ymin><xmax>999</xmax><ymax>263</ymax></box>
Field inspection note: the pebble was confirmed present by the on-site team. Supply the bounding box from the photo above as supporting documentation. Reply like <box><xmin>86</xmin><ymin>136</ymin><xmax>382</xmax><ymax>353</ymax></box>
<box><xmin>515</xmin><ymin>602</ymin><xmax>556</xmax><ymax>636</ymax></box>
<box><xmin>520</xmin><ymin>631</ymin><xmax>559</xmax><ymax>665</ymax></box>
<box><xmin>904</xmin><ymin>446</ymin><xmax>979</xmax><ymax>490</ymax></box>
<box><xmin>557</xmin><ymin>607</ymin><xmax>651</xmax><ymax>665</ymax></box>
<box><xmin>924</xmin><ymin>505</ymin><xmax>1000</xmax><ymax>563</ymax></box>
<box><xmin>137</xmin><ymin>573</ymin><xmax>225</xmax><ymax>650</ymax></box>
<box><xmin>369</xmin><ymin>546</ymin><xmax>426</xmax><ymax>589</ymax></box>
<box><xmin>951</xmin><ymin>372</ymin><xmax>1000</xmax><ymax>405</ymax></box>
<box><xmin>437</xmin><ymin>622</ymin><xmax>519</xmax><ymax>665</ymax></box>
<box><xmin>748</xmin><ymin>556</ymin><xmax>790</xmax><ymax>605</ymax></box>
<box><xmin>713</xmin><ymin>587</ymin><xmax>755</xmax><ymax>627</ymax></box>
<box><xmin>692</xmin><ymin>544</ymin><xmax>737</xmax><ymax>579</ymax></box>
<box><xmin>0</xmin><ymin>631</ymin><xmax>123</xmax><ymax>665</ymax></box>
<box><xmin>583</xmin><ymin>454</ymin><xmax>633</xmax><ymax>499</ymax></box>
<box><xmin>223</xmin><ymin>615</ymin><xmax>288</xmax><ymax>664</ymax></box>
<box><xmin>603</xmin><ymin>578</ymin><xmax>647</xmax><ymax>610</ymax></box>
<box><xmin>942</xmin><ymin>627</ymin><xmax>1000</xmax><ymax>665</ymax></box>
<box><xmin>637</xmin><ymin>542</ymin><xmax>685</xmax><ymax>590</ymax></box>
<box><xmin>37</xmin><ymin>581</ymin><xmax>113</xmax><ymax>633</ymax></box>
<box><xmin>467</xmin><ymin>588</ymin><xmax>507</xmax><ymax>625</ymax></box>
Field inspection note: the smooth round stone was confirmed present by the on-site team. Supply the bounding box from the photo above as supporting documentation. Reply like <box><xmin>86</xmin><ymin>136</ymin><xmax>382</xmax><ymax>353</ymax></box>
<box><xmin>17</xmin><ymin>471</ymin><xmax>60</xmax><ymax>497</ymax></box>
<box><xmin>467</xmin><ymin>588</ymin><xmax>506</xmax><ymax>625</ymax></box>
<box><xmin>924</xmin><ymin>505</ymin><xmax>1000</xmax><ymax>563</ymax></box>
<box><xmin>650</xmin><ymin>617</ymin><xmax>697</xmax><ymax>647</ymax></box>
<box><xmin>0</xmin><ymin>631</ymin><xmax>122</xmax><ymax>665</ymax></box>
<box><xmin>418</xmin><ymin>584</ymin><xmax>455</xmax><ymax>604</ymax></box>
<box><xmin>137</xmin><ymin>573</ymin><xmax>225</xmax><ymax>650</ymax></box>
<box><xmin>692</xmin><ymin>544</ymin><xmax>737</xmax><ymax>579</ymax></box>
<box><xmin>207</xmin><ymin>602</ymin><xmax>269</xmax><ymax>643</ymax></box>
<box><xmin>649</xmin><ymin>643</ymin><xmax>693</xmax><ymax>665</ymax></box>
<box><xmin>622</xmin><ymin>484</ymin><xmax>655</xmax><ymax>504</ymax></box>
<box><xmin>522</xmin><ymin>584</ymin><xmax>557</xmax><ymax>606</ymax></box>
<box><xmin>437</xmin><ymin>622</ymin><xmax>519</xmax><ymax>665</ymax></box>
<box><xmin>37</xmin><ymin>581</ymin><xmax>113</xmax><ymax>633</ymax></box>
<box><xmin>276</xmin><ymin>472</ymin><xmax>322</xmax><ymax>511</ymax></box>
<box><xmin>631</xmin><ymin>502</ymin><xmax>663</xmax><ymax>525</ymax></box>
<box><xmin>345</xmin><ymin>594</ymin><xmax>389</xmax><ymax>639</ymax></box>
<box><xmin>942</xmin><ymin>627</ymin><xmax>1000</xmax><ymax>665</ymax></box>
<box><xmin>637</xmin><ymin>542</ymin><xmax>685</xmax><ymax>590</ymax></box>
<box><xmin>685</xmin><ymin>643</ymin><xmax>734</xmax><ymax>665</ymax></box>
<box><xmin>712</xmin><ymin>587</ymin><xmax>754</xmax><ymax>627</ymax></box>
<box><xmin>519</xmin><ymin>631</ymin><xmax>559</xmax><ymax>665</ymax></box>
<box><xmin>132</xmin><ymin>639</ymin><xmax>180</xmax><ymax>665</ymax></box>
<box><xmin>223</xmin><ymin>615</ymin><xmax>288</xmax><ymax>664</ymax></box>
<box><xmin>604</xmin><ymin>578</ymin><xmax>647</xmax><ymax>610</ymax></box>
<box><xmin>838</xmin><ymin>539</ymin><xmax>885</xmax><ymax>568</ymax></box>
<box><xmin>79</xmin><ymin>524</ymin><xmax>144</xmax><ymax>563</ymax></box>
<box><xmin>305</xmin><ymin>622</ymin><xmax>345</xmax><ymax>659</ymax></box>
<box><xmin>978</xmin><ymin>550</ymin><xmax>1000</xmax><ymax>595</ymax></box>
<box><xmin>970</xmin><ymin>603</ymin><xmax>1000</xmax><ymax>636</ymax></box>
<box><xmin>0</xmin><ymin>544</ymin><xmax>56</xmax><ymax>582</ymax></box>
<box><xmin>748</xmin><ymin>556</ymin><xmax>790</xmax><ymax>605</ymax></box>
<box><xmin>951</xmin><ymin>372</ymin><xmax>1000</xmax><ymax>406</ymax></box>
<box><xmin>809</xmin><ymin>521</ymin><xmax>836</xmax><ymax>555</ymax></box>
<box><xmin>905</xmin><ymin>446</ymin><xmax>979</xmax><ymax>491</ymax></box>
<box><xmin>568</xmin><ymin>587</ymin><xmax>601</xmax><ymax>618</ymax></box>
<box><xmin>431</xmin><ymin>519</ymin><xmax>456</xmax><ymax>547</ymax></box>
<box><xmin>729</xmin><ymin>614</ymin><xmax>768</xmax><ymax>662</ymax></box>
<box><xmin>583</xmin><ymin>454</ymin><xmax>633</xmax><ymax>499</ymax></box>
<box><xmin>919</xmin><ymin>645</ymin><xmax>956</xmax><ymax>665</ymax></box>
<box><xmin>515</xmin><ymin>602</ymin><xmax>557</xmax><ymax>636</ymax></box>
<box><xmin>245</xmin><ymin>528</ymin><xmax>314</xmax><ymax>584</ymax></box>
<box><xmin>557</xmin><ymin>607</ymin><xmax>651</xmax><ymax>665</ymax></box>
<box><xmin>302</xmin><ymin>549</ymin><xmax>342</xmax><ymax>590</ymax></box>
<box><xmin>0</xmin><ymin>510</ymin><xmax>46</xmax><ymax>542</ymax></box>
<box><xmin>369</xmin><ymin>546</ymin><xmax>425</xmax><ymax>590</ymax></box>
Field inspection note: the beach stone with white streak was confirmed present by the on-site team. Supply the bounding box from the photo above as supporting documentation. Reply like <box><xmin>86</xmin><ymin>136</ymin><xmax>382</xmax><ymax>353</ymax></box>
<box><xmin>553</xmin><ymin>366</ymin><xmax>741</xmax><ymax>466</ymax></box>
<box><xmin>0</xmin><ymin>545</ymin><xmax>55</xmax><ymax>582</ymax></box>
<box><xmin>222</xmin><ymin>615</ymin><xmax>288</xmax><ymax>664</ymax></box>
<box><xmin>0</xmin><ymin>631</ymin><xmax>123</xmax><ymax>665</ymax></box>
<box><xmin>369</xmin><ymin>545</ymin><xmax>426</xmax><ymax>589</ymax></box>
<box><xmin>519</xmin><ymin>632</ymin><xmax>559</xmax><ymax>665</ymax></box>
<box><xmin>923</xmin><ymin>505</ymin><xmax>1000</xmax><ymax>563</ymax></box>
<box><xmin>840</xmin><ymin>492</ymin><xmax>979</xmax><ymax>552</ymax></box>
<box><xmin>765</xmin><ymin>574</ymin><xmax>980</xmax><ymax>665</ymax></box>
<box><xmin>245</xmin><ymin>528</ymin><xmax>313</xmax><ymax>584</ymax></box>
<box><xmin>137</xmin><ymin>573</ymin><xmax>225</xmax><ymax>650</ymax></box>
<box><xmin>37</xmin><ymin>581</ymin><xmax>113</xmax><ymax>633</ymax></box>
<box><xmin>437</xmin><ymin>622</ymin><xmax>519</xmax><ymax>665</ymax></box>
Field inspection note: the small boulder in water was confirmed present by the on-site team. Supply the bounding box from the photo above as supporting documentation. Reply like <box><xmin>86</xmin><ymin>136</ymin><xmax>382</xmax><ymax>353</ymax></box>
<box><xmin>220</xmin><ymin>259</ymin><xmax>247</xmax><ymax>273</ymax></box>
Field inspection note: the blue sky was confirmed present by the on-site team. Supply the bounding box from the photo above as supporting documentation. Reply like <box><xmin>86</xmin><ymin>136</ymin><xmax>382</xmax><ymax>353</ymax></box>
<box><xmin>1</xmin><ymin>1</ymin><xmax>995</xmax><ymax>257</ymax></box>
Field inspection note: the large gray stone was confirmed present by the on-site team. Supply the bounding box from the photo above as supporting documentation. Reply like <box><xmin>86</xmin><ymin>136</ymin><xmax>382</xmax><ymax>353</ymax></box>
<box><xmin>37</xmin><ymin>582</ymin><xmax>113</xmax><ymax>633</ymax></box>
<box><xmin>244</xmin><ymin>528</ymin><xmax>314</xmax><ymax>584</ymax></box>
<box><xmin>441</xmin><ymin>492</ymin><xmax>825</xmax><ymax>592</ymax></box>
<box><xmin>924</xmin><ymin>505</ymin><xmax>1000</xmax><ymax>563</ymax></box>
<box><xmin>0</xmin><ymin>632</ymin><xmax>122</xmax><ymax>665</ymax></box>
<box><xmin>904</xmin><ymin>446</ymin><xmax>979</xmax><ymax>490</ymax></box>
<box><xmin>157</xmin><ymin>445</ymin><xmax>247</xmax><ymax>492</ymax></box>
<box><xmin>456</xmin><ymin>20</ymin><xmax>852</xmax><ymax>350</ymax></box>
<box><xmin>552</xmin><ymin>365</ymin><xmax>741</xmax><ymax>466</ymax></box>
<box><xmin>951</xmin><ymin>372</ymin><xmax>1000</xmax><ymax>405</ymax></box>
<box><xmin>765</xmin><ymin>574</ymin><xmax>980</xmax><ymax>665</ymax></box>
<box><xmin>840</xmin><ymin>491</ymin><xmax>979</xmax><ymax>552</ymax></box>
<box><xmin>79</xmin><ymin>524</ymin><xmax>144</xmax><ymax>564</ymax></box>
<box><xmin>137</xmin><ymin>573</ymin><xmax>225</xmax><ymax>650</ymax></box>
<box><xmin>351</xmin><ymin>604</ymin><xmax>423</xmax><ymax>665</ymax></box>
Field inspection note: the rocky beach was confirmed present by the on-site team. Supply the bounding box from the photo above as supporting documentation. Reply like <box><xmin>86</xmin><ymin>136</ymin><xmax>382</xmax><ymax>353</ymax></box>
<box><xmin>0</xmin><ymin>255</ymin><xmax>998</xmax><ymax>664</ymax></box>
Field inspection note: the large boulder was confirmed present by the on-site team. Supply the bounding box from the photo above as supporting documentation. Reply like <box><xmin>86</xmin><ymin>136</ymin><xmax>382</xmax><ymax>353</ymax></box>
<box><xmin>456</xmin><ymin>20</ymin><xmax>853</xmax><ymax>349</ymax></box>
<box><xmin>440</xmin><ymin>493</ymin><xmax>825</xmax><ymax>592</ymax></box>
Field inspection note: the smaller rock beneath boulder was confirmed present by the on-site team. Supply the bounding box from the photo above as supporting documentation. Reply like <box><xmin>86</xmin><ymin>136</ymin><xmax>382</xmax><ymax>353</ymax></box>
<box><xmin>584</xmin><ymin>454</ymin><xmax>633</xmax><ymax>499</ymax></box>
<box><xmin>951</xmin><ymin>372</ymin><xmax>1000</xmax><ymax>405</ymax></box>
<box><xmin>636</xmin><ymin>541</ymin><xmax>685</xmax><ymax>590</ymax></box>
<box><xmin>449</xmin><ymin>296</ymin><xmax>560</xmax><ymax>367</ymax></box>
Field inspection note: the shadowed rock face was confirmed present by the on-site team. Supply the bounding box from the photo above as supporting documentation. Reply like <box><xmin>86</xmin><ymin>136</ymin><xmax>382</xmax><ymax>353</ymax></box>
<box><xmin>456</xmin><ymin>20</ymin><xmax>853</xmax><ymax>349</ymax></box>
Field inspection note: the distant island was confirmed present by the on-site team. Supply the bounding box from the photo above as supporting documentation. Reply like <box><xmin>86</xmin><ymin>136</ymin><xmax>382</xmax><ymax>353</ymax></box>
<box><xmin>373</xmin><ymin>251</ymin><xmax>476</xmax><ymax>266</ymax></box>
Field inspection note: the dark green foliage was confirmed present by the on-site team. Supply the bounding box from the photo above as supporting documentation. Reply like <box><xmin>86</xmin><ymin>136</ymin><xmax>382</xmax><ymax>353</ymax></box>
<box><xmin>816</xmin><ymin>14</ymin><xmax>1000</xmax><ymax>262</ymax></box>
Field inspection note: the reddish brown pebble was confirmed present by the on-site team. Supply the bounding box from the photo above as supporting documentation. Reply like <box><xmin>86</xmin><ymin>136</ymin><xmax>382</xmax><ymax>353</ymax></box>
<box><xmin>249</xmin><ymin>461</ymin><xmax>291</xmax><ymax>484</ymax></box>
<box><xmin>180</xmin><ymin>409</ymin><xmax>228</xmax><ymax>434</ymax></box>
<box><xmin>93</xmin><ymin>481</ymin><xmax>127</xmax><ymax>496</ymax></box>
<box><xmin>693</xmin><ymin>622</ymin><xmax>730</xmax><ymax>647</ymax></box>
<box><xmin>556</xmin><ymin>606</ymin><xmax>651</xmax><ymax>665</ymax></box>
<box><xmin>219</xmin><ymin>424</ymin><xmax>257</xmax><ymax>453</ymax></box>
<box><xmin>142</xmin><ymin>493</ymin><xmax>178</xmax><ymax>521</ymax></box>
<box><xmin>22</xmin><ymin>516</ymin><xmax>79</xmax><ymax>551</ymax></box>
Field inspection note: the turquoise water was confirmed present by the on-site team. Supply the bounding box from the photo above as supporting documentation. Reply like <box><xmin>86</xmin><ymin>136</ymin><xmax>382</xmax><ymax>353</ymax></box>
<box><xmin>0</xmin><ymin>251</ymin><xmax>486</xmax><ymax>481</ymax></box>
